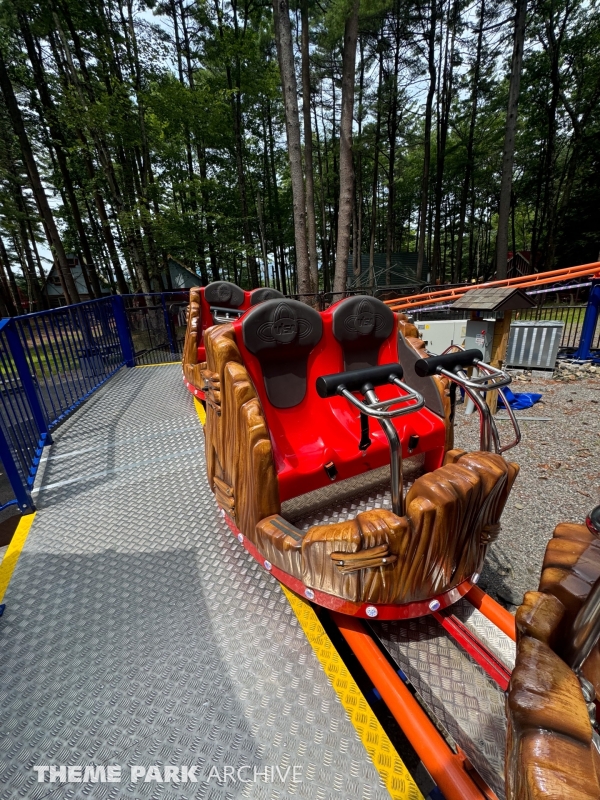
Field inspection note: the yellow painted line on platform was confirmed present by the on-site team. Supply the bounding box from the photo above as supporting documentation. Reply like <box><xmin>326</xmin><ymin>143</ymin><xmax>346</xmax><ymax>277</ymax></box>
<box><xmin>282</xmin><ymin>585</ymin><xmax>424</xmax><ymax>800</ymax></box>
<box><xmin>0</xmin><ymin>513</ymin><xmax>36</xmax><ymax>603</ymax></box>
<box><xmin>194</xmin><ymin>397</ymin><xmax>206</xmax><ymax>425</ymax></box>
<box><xmin>136</xmin><ymin>362</ymin><xmax>181</xmax><ymax>368</ymax></box>
<box><xmin>193</xmin><ymin>381</ymin><xmax>418</xmax><ymax>797</ymax></box>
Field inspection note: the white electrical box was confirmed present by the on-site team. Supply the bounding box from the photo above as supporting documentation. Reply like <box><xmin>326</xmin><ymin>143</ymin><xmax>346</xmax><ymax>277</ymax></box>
<box><xmin>415</xmin><ymin>320</ymin><xmax>468</xmax><ymax>355</ymax></box>
<box><xmin>465</xmin><ymin>319</ymin><xmax>495</xmax><ymax>362</ymax></box>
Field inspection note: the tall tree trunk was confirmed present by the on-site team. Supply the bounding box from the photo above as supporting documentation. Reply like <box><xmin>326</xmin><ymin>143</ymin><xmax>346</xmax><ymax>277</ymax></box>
<box><xmin>0</xmin><ymin>48</ymin><xmax>79</xmax><ymax>303</ymax></box>
<box><xmin>314</xmin><ymin>101</ymin><xmax>329</xmax><ymax>291</ymax></box>
<box><xmin>93</xmin><ymin>183</ymin><xmax>129</xmax><ymax>292</ymax></box>
<box><xmin>539</xmin><ymin>8</ymin><xmax>573</xmax><ymax>270</ymax></box>
<box><xmin>386</xmin><ymin>8</ymin><xmax>401</xmax><ymax>285</ymax></box>
<box><xmin>416</xmin><ymin>1</ymin><xmax>437</xmax><ymax>281</ymax></box>
<box><xmin>0</xmin><ymin>236</ymin><xmax>19</xmax><ymax>315</ymax></box>
<box><xmin>12</xmin><ymin>183</ymin><xmax>45</xmax><ymax>308</ymax></box>
<box><xmin>84</xmin><ymin>198</ymin><xmax>117</xmax><ymax>292</ymax></box>
<box><xmin>262</xmin><ymin>113</ymin><xmax>280</xmax><ymax>291</ymax></box>
<box><xmin>368</xmin><ymin>50</ymin><xmax>384</xmax><ymax>288</ymax></box>
<box><xmin>27</xmin><ymin>220</ymin><xmax>46</xmax><ymax>286</ymax></box>
<box><xmin>301</xmin><ymin>0</ymin><xmax>319</xmax><ymax>293</ymax></box>
<box><xmin>19</xmin><ymin>14</ymin><xmax>102</xmax><ymax>299</ymax></box>
<box><xmin>267</xmin><ymin>101</ymin><xmax>287</xmax><ymax>294</ymax></box>
<box><xmin>495</xmin><ymin>0</ymin><xmax>527</xmax><ymax>279</ymax></box>
<box><xmin>333</xmin><ymin>0</ymin><xmax>360</xmax><ymax>297</ymax></box>
<box><xmin>454</xmin><ymin>0</ymin><xmax>484</xmax><ymax>282</ymax></box>
<box><xmin>256</xmin><ymin>190</ymin><xmax>270</xmax><ymax>286</ymax></box>
<box><xmin>356</xmin><ymin>36</ymin><xmax>365</xmax><ymax>285</ymax></box>
<box><xmin>198</xmin><ymin>146</ymin><xmax>220</xmax><ymax>282</ymax></box>
<box><xmin>330</xmin><ymin>70</ymin><xmax>339</xmax><ymax>266</ymax></box>
<box><xmin>213</xmin><ymin>0</ymin><xmax>259</xmax><ymax>287</ymax></box>
<box><xmin>431</xmin><ymin>0</ymin><xmax>458</xmax><ymax>283</ymax></box>
<box><xmin>273</xmin><ymin>0</ymin><xmax>312</xmax><ymax>300</ymax></box>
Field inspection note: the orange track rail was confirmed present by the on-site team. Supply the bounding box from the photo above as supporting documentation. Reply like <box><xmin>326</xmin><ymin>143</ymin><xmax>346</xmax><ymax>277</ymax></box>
<box><xmin>332</xmin><ymin>612</ymin><xmax>488</xmax><ymax>800</ymax></box>
<box><xmin>466</xmin><ymin>585</ymin><xmax>516</xmax><ymax>641</ymax></box>
<box><xmin>386</xmin><ymin>261</ymin><xmax>600</xmax><ymax>311</ymax></box>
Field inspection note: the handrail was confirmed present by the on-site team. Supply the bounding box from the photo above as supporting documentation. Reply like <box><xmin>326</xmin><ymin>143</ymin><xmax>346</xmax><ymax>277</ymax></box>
<box><xmin>386</xmin><ymin>261</ymin><xmax>600</xmax><ymax>311</ymax></box>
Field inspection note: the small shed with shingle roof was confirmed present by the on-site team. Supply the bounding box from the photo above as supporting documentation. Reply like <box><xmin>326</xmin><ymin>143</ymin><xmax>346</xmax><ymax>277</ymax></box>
<box><xmin>451</xmin><ymin>287</ymin><xmax>535</xmax><ymax>312</ymax></box>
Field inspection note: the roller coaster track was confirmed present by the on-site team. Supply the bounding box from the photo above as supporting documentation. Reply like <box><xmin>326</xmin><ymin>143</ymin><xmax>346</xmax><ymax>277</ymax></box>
<box><xmin>385</xmin><ymin>261</ymin><xmax>600</xmax><ymax>312</ymax></box>
<box><xmin>328</xmin><ymin>583</ymin><xmax>516</xmax><ymax>800</ymax></box>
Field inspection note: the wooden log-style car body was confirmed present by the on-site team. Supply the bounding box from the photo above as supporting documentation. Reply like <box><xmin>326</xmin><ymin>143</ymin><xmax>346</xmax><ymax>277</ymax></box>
<box><xmin>186</xmin><ymin>289</ymin><xmax>600</xmax><ymax>797</ymax></box>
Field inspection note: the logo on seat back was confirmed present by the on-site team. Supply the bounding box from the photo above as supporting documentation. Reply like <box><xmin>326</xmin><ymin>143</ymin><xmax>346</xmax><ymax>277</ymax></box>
<box><xmin>216</xmin><ymin>284</ymin><xmax>232</xmax><ymax>302</ymax></box>
<box><xmin>343</xmin><ymin>300</ymin><xmax>384</xmax><ymax>336</ymax></box>
<box><xmin>257</xmin><ymin>303</ymin><xmax>312</xmax><ymax>344</ymax></box>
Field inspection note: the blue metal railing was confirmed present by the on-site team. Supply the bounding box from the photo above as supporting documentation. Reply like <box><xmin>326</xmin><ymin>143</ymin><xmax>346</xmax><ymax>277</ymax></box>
<box><xmin>122</xmin><ymin>292</ymin><xmax>189</xmax><ymax>365</ymax></box>
<box><xmin>0</xmin><ymin>296</ymin><xmax>132</xmax><ymax>513</ymax></box>
<box><xmin>14</xmin><ymin>298</ymin><xmax>127</xmax><ymax>428</ymax></box>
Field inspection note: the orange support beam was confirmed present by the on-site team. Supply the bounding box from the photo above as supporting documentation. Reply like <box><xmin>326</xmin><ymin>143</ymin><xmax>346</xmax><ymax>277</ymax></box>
<box><xmin>466</xmin><ymin>585</ymin><xmax>516</xmax><ymax>641</ymax></box>
<box><xmin>386</xmin><ymin>261</ymin><xmax>600</xmax><ymax>312</ymax></box>
<box><xmin>331</xmin><ymin>611</ymin><xmax>488</xmax><ymax>800</ymax></box>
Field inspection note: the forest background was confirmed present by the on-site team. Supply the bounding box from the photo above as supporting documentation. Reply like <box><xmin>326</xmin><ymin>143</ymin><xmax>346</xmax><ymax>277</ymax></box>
<box><xmin>0</xmin><ymin>0</ymin><xmax>598</xmax><ymax>312</ymax></box>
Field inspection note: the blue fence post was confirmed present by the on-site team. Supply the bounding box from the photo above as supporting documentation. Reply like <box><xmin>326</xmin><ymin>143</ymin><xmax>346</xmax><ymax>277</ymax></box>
<box><xmin>112</xmin><ymin>295</ymin><xmax>135</xmax><ymax>367</ymax></box>
<box><xmin>573</xmin><ymin>280</ymin><xmax>600</xmax><ymax>361</ymax></box>
<box><xmin>160</xmin><ymin>293</ymin><xmax>177</xmax><ymax>355</ymax></box>
<box><xmin>3</xmin><ymin>320</ymin><xmax>52</xmax><ymax>446</ymax></box>
<box><xmin>0</xmin><ymin>423</ymin><xmax>35</xmax><ymax>513</ymax></box>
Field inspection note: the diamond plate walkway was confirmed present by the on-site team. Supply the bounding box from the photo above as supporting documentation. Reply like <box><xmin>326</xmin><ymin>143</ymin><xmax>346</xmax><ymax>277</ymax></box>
<box><xmin>0</xmin><ymin>365</ymin><xmax>398</xmax><ymax>800</ymax></box>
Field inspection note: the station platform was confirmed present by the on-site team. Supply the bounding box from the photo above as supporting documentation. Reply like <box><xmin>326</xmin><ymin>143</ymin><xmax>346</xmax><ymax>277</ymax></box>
<box><xmin>0</xmin><ymin>365</ymin><xmax>421</xmax><ymax>800</ymax></box>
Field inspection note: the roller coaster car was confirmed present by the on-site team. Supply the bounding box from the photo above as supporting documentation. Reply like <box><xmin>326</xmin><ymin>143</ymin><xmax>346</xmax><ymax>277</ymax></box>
<box><xmin>361</xmin><ymin>503</ymin><xmax>600</xmax><ymax>799</ymax></box>
<box><xmin>202</xmin><ymin>294</ymin><xmax>521</xmax><ymax>619</ymax></box>
<box><xmin>182</xmin><ymin>281</ymin><xmax>283</xmax><ymax>399</ymax></box>
<box><xmin>505</xmin><ymin>504</ymin><xmax>600</xmax><ymax>799</ymax></box>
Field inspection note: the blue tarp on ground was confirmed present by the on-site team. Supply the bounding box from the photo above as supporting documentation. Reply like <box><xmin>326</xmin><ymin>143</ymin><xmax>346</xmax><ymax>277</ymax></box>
<box><xmin>498</xmin><ymin>387</ymin><xmax>543</xmax><ymax>410</ymax></box>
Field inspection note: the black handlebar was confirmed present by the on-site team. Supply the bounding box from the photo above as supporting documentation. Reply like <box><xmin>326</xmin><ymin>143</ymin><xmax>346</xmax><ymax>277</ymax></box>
<box><xmin>316</xmin><ymin>363</ymin><xmax>404</xmax><ymax>398</ymax></box>
<box><xmin>414</xmin><ymin>348</ymin><xmax>483</xmax><ymax>378</ymax></box>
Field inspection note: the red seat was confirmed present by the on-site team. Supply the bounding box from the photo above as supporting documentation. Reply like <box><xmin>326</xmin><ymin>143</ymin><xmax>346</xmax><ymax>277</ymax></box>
<box><xmin>195</xmin><ymin>283</ymin><xmax>283</xmax><ymax>363</ymax></box>
<box><xmin>233</xmin><ymin>296</ymin><xmax>446</xmax><ymax>502</ymax></box>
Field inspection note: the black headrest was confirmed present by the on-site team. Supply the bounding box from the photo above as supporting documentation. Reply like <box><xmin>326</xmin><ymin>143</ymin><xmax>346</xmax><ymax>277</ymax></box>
<box><xmin>331</xmin><ymin>296</ymin><xmax>395</xmax><ymax>370</ymax></box>
<box><xmin>204</xmin><ymin>281</ymin><xmax>245</xmax><ymax>308</ymax></box>
<box><xmin>242</xmin><ymin>299</ymin><xmax>323</xmax><ymax>408</ymax></box>
<box><xmin>250</xmin><ymin>287</ymin><xmax>284</xmax><ymax>305</ymax></box>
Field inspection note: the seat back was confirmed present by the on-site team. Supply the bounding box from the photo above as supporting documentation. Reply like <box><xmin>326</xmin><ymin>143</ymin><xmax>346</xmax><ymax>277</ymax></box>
<box><xmin>183</xmin><ymin>283</ymin><xmax>287</xmax><ymax>389</ymax></box>
<box><xmin>240</xmin><ymin>299</ymin><xmax>323</xmax><ymax>408</ymax></box>
<box><xmin>204</xmin><ymin>280</ymin><xmax>247</xmax><ymax>310</ymax></box>
<box><xmin>331</xmin><ymin>296</ymin><xmax>395</xmax><ymax>370</ymax></box>
<box><xmin>249</xmin><ymin>287</ymin><xmax>284</xmax><ymax>305</ymax></box>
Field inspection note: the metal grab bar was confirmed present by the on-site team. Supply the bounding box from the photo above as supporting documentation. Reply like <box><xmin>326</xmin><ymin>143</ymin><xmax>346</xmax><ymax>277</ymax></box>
<box><xmin>428</xmin><ymin>346</ymin><xmax>521</xmax><ymax>454</ymax></box>
<box><xmin>210</xmin><ymin>306</ymin><xmax>245</xmax><ymax>324</ymax></box>
<box><xmin>338</xmin><ymin>377</ymin><xmax>424</xmax><ymax>419</ymax></box>
<box><xmin>317</xmin><ymin>366</ymin><xmax>425</xmax><ymax>516</ymax></box>
<box><xmin>340</xmin><ymin>379</ymin><xmax>424</xmax><ymax>517</ymax></box>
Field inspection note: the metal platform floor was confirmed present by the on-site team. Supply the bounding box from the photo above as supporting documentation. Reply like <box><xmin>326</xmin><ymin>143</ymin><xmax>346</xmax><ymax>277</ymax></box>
<box><xmin>0</xmin><ymin>365</ymin><xmax>405</xmax><ymax>800</ymax></box>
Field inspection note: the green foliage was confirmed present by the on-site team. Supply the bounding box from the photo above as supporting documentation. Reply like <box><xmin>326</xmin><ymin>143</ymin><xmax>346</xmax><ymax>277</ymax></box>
<box><xmin>0</xmin><ymin>0</ymin><xmax>597</xmax><ymax>310</ymax></box>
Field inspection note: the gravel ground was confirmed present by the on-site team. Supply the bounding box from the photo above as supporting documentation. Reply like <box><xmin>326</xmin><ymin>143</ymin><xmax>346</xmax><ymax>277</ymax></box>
<box><xmin>453</xmin><ymin>374</ymin><xmax>600</xmax><ymax>610</ymax></box>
